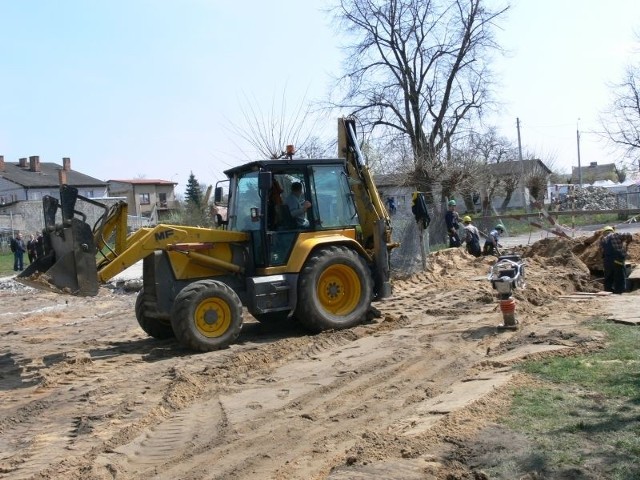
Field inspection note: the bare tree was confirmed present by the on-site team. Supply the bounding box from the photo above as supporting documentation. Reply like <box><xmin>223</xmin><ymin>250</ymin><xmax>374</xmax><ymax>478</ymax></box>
<box><xmin>464</xmin><ymin>129</ymin><xmax>517</xmax><ymax>214</ymax></box>
<box><xmin>497</xmin><ymin>170</ymin><xmax>519</xmax><ymax>212</ymax></box>
<box><xmin>601</xmin><ymin>35</ymin><xmax>640</xmax><ymax>169</ymax></box>
<box><xmin>469</xmin><ymin>128</ymin><xmax>515</xmax><ymax>164</ymax></box>
<box><xmin>228</xmin><ymin>90</ymin><xmax>325</xmax><ymax>159</ymax></box>
<box><xmin>332</xmin><ymin>0</ymin><xmax>508</xmax><ymax>201</ymax></box>
<box><xmin>297</xmin><ymin>136</ymin><xmax>334</xmax><ymax>159</ymax></box>
<box><xmin>442</xmin><ymin>138</ymin><xmax>484</xmax><ymax>209</ymax></box>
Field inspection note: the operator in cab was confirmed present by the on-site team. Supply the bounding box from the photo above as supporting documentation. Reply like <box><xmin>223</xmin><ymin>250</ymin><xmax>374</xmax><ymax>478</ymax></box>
<box><xmin>285</xmin><ymin>182</ymin><xmax>312</xmax><ymax>228</ymax></box>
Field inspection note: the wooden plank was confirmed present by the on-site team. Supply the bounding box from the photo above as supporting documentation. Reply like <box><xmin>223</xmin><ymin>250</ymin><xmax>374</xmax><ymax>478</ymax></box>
<box><xmin>607</xmin><ymin>317</ymin><xmax>640</xmax><ymax>326</ymax></box>
<box><xmin>481</xmin><ymin>208</ymin><xmax>640</xmax><ymax>221</ymax></box>
<box><xmin>558</xmin><ymin>292</ymin><xmax>612</xmax><ymax>298</ymax></box>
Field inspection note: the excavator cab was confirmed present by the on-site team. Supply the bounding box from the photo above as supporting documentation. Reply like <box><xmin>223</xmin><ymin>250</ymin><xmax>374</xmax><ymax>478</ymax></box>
<box><xmin>223</xmin><ymin>159</ymin><xmax>361</xmax><ymax>269</ymax></box>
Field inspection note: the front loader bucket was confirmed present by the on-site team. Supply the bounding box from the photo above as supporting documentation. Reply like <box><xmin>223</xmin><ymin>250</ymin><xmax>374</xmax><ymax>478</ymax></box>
<box><xmin>16</xmin><ymin>188</ymin><xmax>100</xmax><ymax>296</ymax></box>
<box><xmin>17</xmin><ymin>218</ymin><xmax>99</xmax><ymax>296</ymax></box>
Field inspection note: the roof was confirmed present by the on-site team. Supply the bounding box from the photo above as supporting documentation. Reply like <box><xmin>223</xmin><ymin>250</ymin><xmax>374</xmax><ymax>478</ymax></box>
<box><xmin>373</xmin><ymin>173</ymin><xmax>413</xmax><ymax>187</ymax></box>
<box><xmin>0</xmin><ymin>161</ymin><xmax>106</xmax><ymax>188</ymax></box>
<box><xmin>487</xmin><ymin>159</ymin><xmax>552</xmax><ymax>176</ymax></box>
<box><xmin>108</xmin><ymin>179</ymin><xmax>177</xmax><ymax>185</ymax></box>
<box><xmin>223</xmin><ymin>158</ymin><xmax>346</xmax><ymax>176</ymax></box>
<box><xmin>372</xmin><ymin>161</ymin><xmax>552</xmax><ymax>187</ymax></box>
<box><xmin>572</xmin><ymin>162</ymin><xmax>617</xmax><ymax>182</ymax></box>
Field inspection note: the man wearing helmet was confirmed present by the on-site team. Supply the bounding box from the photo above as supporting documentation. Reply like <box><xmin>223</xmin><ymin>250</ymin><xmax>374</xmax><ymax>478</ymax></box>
<box><xmin>599</xmin><ymin>226</ymin><xmax>632</xmax><ymax>294</ymax></box>
<box><xmin>445</xmin><ymin>199</ymin><xmax>461</xmax><ymax>248</ymax></box>
<box><xmin>483</xmin><ymin>224</ymin><xmax>504</xmax><ymax>256</ymax></box>
<box><xmin>462</xmin><ymin>216</ymin><xmax>482</xmax><ymax>257</ymax></box>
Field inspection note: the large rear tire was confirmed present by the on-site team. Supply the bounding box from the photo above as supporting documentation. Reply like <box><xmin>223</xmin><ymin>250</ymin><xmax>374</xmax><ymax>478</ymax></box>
<box><xmin>295</xmin><ymin>246</ymin><xmax>372</xmax><ymax>332</ymax></box>
<box><xmin>135</xmin><ymin>288</ymin><xmax>175</xmax><ymax>339</ymax></box>
<box><xmin>170</xmin><ymin>280</ymin><xmax>243</xmax><ymax>352</ymax></box>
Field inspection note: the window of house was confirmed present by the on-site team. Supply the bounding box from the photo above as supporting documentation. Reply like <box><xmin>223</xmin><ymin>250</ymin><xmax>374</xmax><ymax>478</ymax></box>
<box><xmin>140</xmin><ymin>193</ymin><xmax>150</xmax><ymax>205</ymax></box>
<box><xmin>158</xmin><ymin>192</ymin><xmax>167</xmax><ymax>207</ymax></box>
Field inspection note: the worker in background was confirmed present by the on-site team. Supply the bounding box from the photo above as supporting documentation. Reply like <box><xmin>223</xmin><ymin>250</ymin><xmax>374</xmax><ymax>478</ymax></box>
<box><xmin>445</xmin><ymin>199</ymin><xmax>460</xmax><ymax>247</ymax></box>
<box><xmin>386</xmin><ymin>196</ymin><xmax>396</xmax><ymax>215</ymax></box>
<box><xmin>483</xmin><ymin>224</ymin><xmax>504</xmax><ymax>256</ymax></box>
<box><xmin>26</xmin><ymin>234</ymin><xmax>37</xmax><ymax>264</ymax></box>
<box><xmin>461</xmin><ymin>216</ymin><xmax>482</xmax><ymax>257</ymax></box>
<box><xmin>285</xmin><ymin>181</ymin><xmax>312</xmax><ymax>228</ymax></box>
<box><xmin>10</xmin><ymin>232</ymin><xmax>26</xmax><ymax>271</ymax></box>
<box><xmin>411</xmin><ymin>192</ymin><xmax>430</xmax><ymax>229</ymax></box>
<box><xmin>599</xmin><ymin>226</ymin><xmax>632</xmax><ymax>294</ymax></box>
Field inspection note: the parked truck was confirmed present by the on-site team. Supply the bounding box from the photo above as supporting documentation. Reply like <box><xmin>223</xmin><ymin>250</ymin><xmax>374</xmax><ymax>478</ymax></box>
<box><xmin>17</xmin><ymin>118</ymin><xmax>397</xmax><ymax>352</ymax></box>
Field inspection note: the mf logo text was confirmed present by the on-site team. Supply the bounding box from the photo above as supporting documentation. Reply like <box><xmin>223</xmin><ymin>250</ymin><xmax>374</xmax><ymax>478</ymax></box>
<box><xmin>155</xmin><ymin>229</ymin><xmax>175</xmax><ymax>241</ymax></box>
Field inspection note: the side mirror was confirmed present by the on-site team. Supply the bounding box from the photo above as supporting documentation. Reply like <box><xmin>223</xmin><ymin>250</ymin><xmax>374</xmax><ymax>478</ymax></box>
<box><xmin>214</xmin><ymin>186</ymin><xmax>224</xmax><ymax>203</ymax></box>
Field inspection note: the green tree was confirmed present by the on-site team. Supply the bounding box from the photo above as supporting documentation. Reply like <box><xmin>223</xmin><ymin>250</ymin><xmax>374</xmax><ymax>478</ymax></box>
<box><xmin>185</xmin><ymin>171</ymin><xmax>202</xmax><ymax>208</ymax></box>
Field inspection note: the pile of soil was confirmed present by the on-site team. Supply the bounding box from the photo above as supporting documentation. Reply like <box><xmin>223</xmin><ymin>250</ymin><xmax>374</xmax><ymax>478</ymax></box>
<box><xmin>521</xmin><ymin>230</ymin><xmax>640</xmax><ymax>274</ymax></box>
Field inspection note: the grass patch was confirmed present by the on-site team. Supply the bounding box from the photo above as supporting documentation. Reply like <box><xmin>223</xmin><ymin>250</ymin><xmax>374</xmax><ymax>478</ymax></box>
<box><xmin>488</xmin><ymin>320</ymin><xmax>640</xmax><ymax>479</ymax></box>
<box><xmin>0</xmin><ymin>252</ymin><xmax>17</xmax><ymax>277</ymax></box>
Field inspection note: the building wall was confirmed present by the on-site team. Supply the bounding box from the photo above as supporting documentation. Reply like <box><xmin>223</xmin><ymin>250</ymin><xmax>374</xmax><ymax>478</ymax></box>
<box><xmin>107</xmin><ymin>182</ymin><xmax>176</xmax><ymax>217</ymax></box>
<box><xmin>0</xmin><ymin>197</ymin><xmax>125</xmax><ymax>237</ymax></box>
<box><xmin>0</xmin><ymin>178</ymin><xmax>26</xmax><ymax>203</ymax></box>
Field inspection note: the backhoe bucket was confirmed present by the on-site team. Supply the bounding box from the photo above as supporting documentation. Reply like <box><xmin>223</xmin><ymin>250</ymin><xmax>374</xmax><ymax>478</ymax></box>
<box><xmin>16</xmin><ymin>186</ymin><xmax>100</xmax><ymax>296</ymax></box>
<box><xmin>17</xmin><ymin>218</ymin><xmax>99</xmax><ymax>296</ymax></box>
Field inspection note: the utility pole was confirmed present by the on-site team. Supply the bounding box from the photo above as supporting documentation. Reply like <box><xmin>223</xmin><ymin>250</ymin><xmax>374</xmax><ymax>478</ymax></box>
<box><xmin>516</xmin><ymin>118</ymin><xmax>528</xmax><ymax>211</ymax></box>
<box><xmin>516</xmin><ymin>118</ymin><xmax>523</xmax><ymax>162</ymax></box>
<box><xmin>576</xmin><ymin>120</ymin><xmax>582</xmax><ymax>187</ymax></box>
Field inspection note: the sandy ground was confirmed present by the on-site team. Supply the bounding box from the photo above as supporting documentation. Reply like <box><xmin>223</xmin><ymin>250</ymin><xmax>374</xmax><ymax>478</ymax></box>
<box><xmin>1</xmin><ymin>231</ymin><xmax>638</xmax><ymax>480</ymax></box>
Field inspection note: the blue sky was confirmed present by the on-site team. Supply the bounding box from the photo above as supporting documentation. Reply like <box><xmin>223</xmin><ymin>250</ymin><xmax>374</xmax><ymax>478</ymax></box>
<box><xmin>1</xmin><ymin>1</ymin><xmax>639</xmax><ymax>193</ymax></box>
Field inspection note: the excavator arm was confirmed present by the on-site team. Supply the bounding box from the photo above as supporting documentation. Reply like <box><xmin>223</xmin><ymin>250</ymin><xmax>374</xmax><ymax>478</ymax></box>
<box><xmin>17</xmin><ymin>185</ymin><xmax>247</xmax><ymax>296</ymax></box>
<box><xmin>338</xmin><ymin>117</ymin><xmax>397</xmax><ymax>298</ymax></box>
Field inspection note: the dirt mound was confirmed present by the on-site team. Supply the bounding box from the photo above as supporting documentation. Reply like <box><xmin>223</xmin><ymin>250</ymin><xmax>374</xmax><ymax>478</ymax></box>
<box><xmin>389</xmin><ymin>240</ymin><xmax>601</xmax><ymax>321</ymax></box>
<box><xmin>520</xmin><ymin>230</ymin><xmax>640</xmax><ymax>274</ymax></box>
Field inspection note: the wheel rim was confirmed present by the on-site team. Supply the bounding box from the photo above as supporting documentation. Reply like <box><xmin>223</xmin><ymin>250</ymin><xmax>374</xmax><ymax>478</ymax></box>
<box><xmin>317</xmin><ymin>263</ymin><xmax>361</xmax><ymax>315</ymax></box>
<box><xmin>194</xmin><ymin>296</ymin><xmax>232</xmax><ymax>338</ymax></box>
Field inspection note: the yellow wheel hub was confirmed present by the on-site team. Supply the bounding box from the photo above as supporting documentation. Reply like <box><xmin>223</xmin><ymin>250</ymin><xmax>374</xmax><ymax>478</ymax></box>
<box><xmin>317</xmin><ymin>264</ymin><xmax>361</xmax><ymax>315</ymax></box>
<box><xmin>194</xmin><ymin>297</ymin><xmax>231</xmax><ymax>338</ymax></box>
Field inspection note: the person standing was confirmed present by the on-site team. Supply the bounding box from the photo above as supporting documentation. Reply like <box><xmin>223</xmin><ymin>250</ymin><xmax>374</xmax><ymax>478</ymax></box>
<box><xmin>26</xmin><ymin>234</ymin><xmax>37</xmax><ymax>264</ymax></box>
<box><xmin>11</xmin><ymin>232</ymin><xmax>26</xmax><ymax>271</ymax></box>
<box><xmin>599</xmin><ymin>226</ymin><xmax>632</xmax><ymax>294</ymax></box>
<box><xmin>461</xmin><ymin>216</ymin><xmax>482</xmax><ymax>257</ymax></box>
<box><xmin>483</xmin><ymin>224</ymin><xmax>504</xmax><ymax>256</ymax></box>
<box><xmin>445</xmin><ymin>200</ymin><xmax>460</xmax><ymax>247</ymax></box>
<box><xmin>386</xmin><ymin>197</ymin><xmax>396</xmax><ymax>215</ymax></box>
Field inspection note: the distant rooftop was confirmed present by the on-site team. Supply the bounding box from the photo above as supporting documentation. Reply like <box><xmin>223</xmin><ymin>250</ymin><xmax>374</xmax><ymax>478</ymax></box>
<box><xmin>0</xmin><ymin>156</ymin><xmax>105</xmax><ymax>188</ymax></box>
<box><xmin>108</xmin><ymin>179</ymin><xmax>177</xmax><ymax>185</ymax></box>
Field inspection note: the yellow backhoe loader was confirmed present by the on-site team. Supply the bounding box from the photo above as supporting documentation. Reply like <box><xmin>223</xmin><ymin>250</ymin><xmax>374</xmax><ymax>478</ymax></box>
<box><xmin>17</xmin><ymin>118</ymin><xmax>397</xmax><ymax>352</ymax></box>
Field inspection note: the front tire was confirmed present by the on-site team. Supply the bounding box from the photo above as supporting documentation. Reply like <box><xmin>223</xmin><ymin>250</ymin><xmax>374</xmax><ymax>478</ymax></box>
<box><xmin>171</xmin><ymin>280</ymin><xmax>243</xmax><ymax>352</ymax></box>
<box><xmin>295</xmin><ymin>246</ymin><xmax>372</xmax><ymax>332</ymax></box>
<box><xmin>135</xmin><ymin>288</ymin><xmax>175</xmax><ymax>339</ymax></box>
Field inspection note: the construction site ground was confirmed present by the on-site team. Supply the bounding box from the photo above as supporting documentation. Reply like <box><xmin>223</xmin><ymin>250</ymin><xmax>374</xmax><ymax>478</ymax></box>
<box><xmin>2</xmin><ymin>227</ymin><xmax>640</xmax><ymax>480</ymax></box>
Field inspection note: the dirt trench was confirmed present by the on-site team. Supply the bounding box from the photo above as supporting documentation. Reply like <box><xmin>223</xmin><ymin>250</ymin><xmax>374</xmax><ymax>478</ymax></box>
<box><xmin>0</xmin><ymin>233</ymin><xmax>631</xmax><ymax>480</ymax></box>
